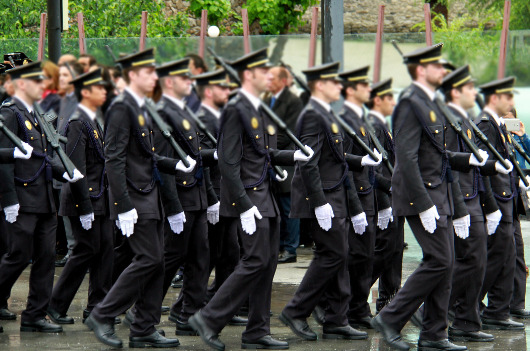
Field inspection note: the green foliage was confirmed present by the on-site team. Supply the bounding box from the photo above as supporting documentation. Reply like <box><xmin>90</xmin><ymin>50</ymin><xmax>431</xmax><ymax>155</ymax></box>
<box><xmin>189</xmin><ymin>0</ymin><xmax>231</xmax><ymax>27</ymax></box>
<box><xmin>463</xmin><ymin>0</ymin><xmax>530</xmax><ymax>30</ymax></box>
<box><xmin>0</xmin><ymin>0</ymin><xmax>44</xmax><ymax>39</ymax></box>
<box><xmin>234</xmin><ymin>0</ymin><xmax>318</xmax><ymax>35</ymax></box>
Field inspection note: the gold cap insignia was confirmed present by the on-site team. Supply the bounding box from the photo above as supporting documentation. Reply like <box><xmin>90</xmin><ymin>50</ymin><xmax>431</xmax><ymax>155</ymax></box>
<box><xmin>25</xmin><ymin>120</ymin><xmax>32</xmax><ymax>130</ymax></box>
<box><xmin>251</xmin><ymin>117</ymin><xmax>259</xmax><ymax>129</ymax></box>
<box><xmin>138</xmin><ymin>115</ymin><xmax>145</xmax><ymax>127</ymax></box>
<box><xmin>360</xmin><ymin>126</ymin><xmax>366</xmax><ymax>137</ymax></box>
<box><xmin>182</xmin><ymin>119</ymin><xmax>191</xmax><ymax>131</ymax></box>
<box><xmin>331</xmin><ymin>123</ymin><xmax>339</xmax><ymax>134</ymax></box>
<box><xmin>507</xmin><ymin>134</ymin><xmax>511</xmax><ymax>143</ymax></box>
<box><xmin>467</xmin><ymin>129</ymin><xmax>472</xmax><ymax>139</ymax></box>
<box><xmin>267</xmin><ymin>125</ymin><xmax>276</xmax><ymax>135</ymax></box>
<box><xmin>94</xmin><ymin>130</ymin><xmax>99</xmax><ymax>139</ymax></box>
<box><xmin>430</xmin><ymin>111</ymin><xmax>437</xmax><ymax>123</ymax></box>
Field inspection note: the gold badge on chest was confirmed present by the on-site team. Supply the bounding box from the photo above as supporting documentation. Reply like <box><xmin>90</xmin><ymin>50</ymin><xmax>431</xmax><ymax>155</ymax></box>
<box><xmin>251</xmin><ymin>117</ymin><xmax>259</xmax><ymax>129</ymax></box>
<box><xmin>94</xmin><ymin>130</ymin><xmax>99</xmax><ymax>139</ymax></box>
<box><xmin>267</xmin><ymin>124</ymin><xmax>276</xmax><ymax>135</ymax></box>
<box><xmin>182</xmin><ymin>119</ymin><xmax>191</xmax><ymax>131</ymax></box>
<box><xmin>360</xmin><ymin>126</ymin><xmax>366</xmax><ymax>137</ymax></box>
<box><xmin>25</xmin><ymin>120</ymin><xmax>32</xmax><ymax>130</ymax></box>
<box><xmin>138</xmin><ymin>114</ymin><xmax>145</xmax><ymax>127</ymax></box>
<box><xmin>331</xmin><ymin>123</ymin><xmax>339</xmax><ymax>134</ymax></box>
<box><xmin>467</xmin><ymin>129</ymin><xmax>472</xmax><ymax>139</ymax></box>
<box><xmin>430</xmin><ymin>111</ymin><xmax>437</xmax><ymax>123</ymax></box>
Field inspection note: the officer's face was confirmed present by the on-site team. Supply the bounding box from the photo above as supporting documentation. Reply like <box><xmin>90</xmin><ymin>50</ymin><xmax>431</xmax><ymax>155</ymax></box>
<box><xmin>496</xmin><ymin>93</ymin><xmax>515</xmax><ymax>116</ymax></box>
<box><xmin>381</xmin><ymin>94</ymin><xmax>396</xmax><ymax>116</ymax></box>
<box><xmin>131</xmin><ymin>67</ymin><xmax>158</xmax><ymax>95</ymax></box>
<box><xmin>83</xmin><ymin>85</ymin><xmax>107</xmax><ymax>108</ymax></box>
<box><xmin>424</xmin><ymin>63</ymin><xmax>445</xmax><ymax>88</ymax></box>
<box><xmin>320</xmin><ymin>79</ymin><xmax>342</xmax><ymax>103</ymax></box>
<box><xmin>58</xmin><ymin>66</ymin><xmax>73</xmax><ymax>93</ymax></box>
<box><xmin>23</xmin><ymin>79</ymin><xmax>44</xmax><ymax>102</ymax></box>
<box><xmin>353</xmin><ymin>82</ymin><xmax>371</xmax><ymax>103</ymax></box>
<box><xmin>250</xmin><ymin>67</ymin><xmax>269</xmax><ymax>94</ymax></box>
<box><xmin>3</xmin><ymin>76</ymin><xmax>14</xmax><ymax>96</ymax></box>
<box><xmin>211</xmin><ymin>85</ymin><xmax>230</xmax><ymax>108</ymax></box>
<box><xmin>171</xmin><ymin>75</ymin><xmax>192</xmax><ymax>99</ymax></box>
<box><xmin>459</xmin><ymin>83</ymin><xmax>477</xmax><ymax>110</ymax></box>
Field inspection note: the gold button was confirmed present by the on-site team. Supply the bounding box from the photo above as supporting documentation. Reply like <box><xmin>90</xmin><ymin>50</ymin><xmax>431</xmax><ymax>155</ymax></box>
<box><xmin>30</xmin><ymin>137</ymin><xmax>34</xmax><ymax>140</ymax></box>
<box><xmin>42</xmin><ymin>134</ymin><xmax>44</xmax><ymax>137</ymax></box>
<box><xmin>139</xmin><ymin>188</ymin><xmax>142</xmax><ymax>191</ymax></box>
<box><xmin>503</xmin><ymin>191</ymin><xmax>506</xmax><ymax>195</ymax></box>
<box><xmin>44</xmin><ymin>148</ymin><xmax>47</xmax><ymax>152</ymax></box>
<box><xmin>34</xmin><ymin>123</ymin><xmax>38</xmax><ymax>126</ymax></box>
<box><xmin>23</xmin><ymin>183</ymin><xmax>27</xmax><ymax>186</ymax></box>
<box><xmin>435</xmin><ymin>130</ymin><xmax>439</xmax><ymax>134</ymax></box>
<box><xmin>335</xmin><ymin>139</ymin><xmax>339</xmax><ymax>143</ymax></box>
<box><xmin>344</xmin><ymin>153</ymin><xmax>347</xmax><ymax>156</ymax></box>
<box><xmin>253</xmin><ymin>187</ymin><xmax>257</xmax><ymax>190</ymax></box>
<box><xmin>89</xmin><ymin>188</ymin><xmax>93</xmax><ymax>191</ymax></box>
<box><xmin>232</xmin><ymin>202</ymin><xmax>236</xmax><ymax>206</ymax></box>
<box><xmin>75</xmin><ymin>204</ymin><xmax>78</xmax><ymax>208</ymax></box>
<box><xmin>444</xmin><ymin>143</ymin><xmax>447</xmax><ymax>147</ymax></box>
<box><xmin>189</xmin><ymin>136</ymin><xmax>192</xmax><ymax>140</ymax></box>
<box><xmin>183</xmin><ymin>181</ymin><xmax>187</xmax><ymax>185</ymax></box>
<box><xmin>196</xmin><ymin>132</ymin><xmax>199</xmax><ymax>135</ymax></box>
<box><xmin>428</xmin><ymin>183</ymin><xmax>431</xmax><ymax>186</ymax></box>
<box><xmin>410</xmin><ymin>202</ymin><xmax>413</xmax><ymax>206</ymax></box>
<box><xmin>483</xmin><ymin>204</ymin><xmax>485</xmax><ymax>207</ymax></box>
<box><xmin>266</xmin><ymin>146</ymin><xmax>269</xmax><ymax>149</ymax></box>
<box><xmin>306</xmin><ymin>197</ymin><xmax>309</xmax><ymax>200</ymax></box>
<box><xmin>150</xmin><ymin>130</ymin><xmax>153</xmax><ymax>134</ymax></box>
<box><xmin>103</xmin><ymin>142</ymin><xmax>105</xmax><ymax>145</ymax></box>
<box><xmin>152</xmin><ymin>147</ymin><xmax>155</xmax><ymax>151</ymax></box>
<box><xmin>114</xmin><ymin>202</ymin><xmax>118</xmax><ymax>205</ymax></box>
<box><xmin>517</xmin><ymin>161</ymin><xmax>520</xmax><ymax>164</ymax></box>
<box><xmin>142</xmin><ymin>133</ymin><xmax>145</xmax><ymax>137</ymax></box>
<box><xmin>198</xmin><ymin>147</ymin><xmax>202</xmax><ymax>150</ymax></box>
<box><xmin>466</xmin><ymin>193</ymin><xmax>469</xmax><ymax>197</ymax></box>
<box><xmin>255</xmin><ymin>135</ymin><xmax>259</xmax><ymax>139</ymax></box>
<box><xmin>360</xmin><ymin>186</ymin><xmax>363</xmax><ymax>190</ymax></box>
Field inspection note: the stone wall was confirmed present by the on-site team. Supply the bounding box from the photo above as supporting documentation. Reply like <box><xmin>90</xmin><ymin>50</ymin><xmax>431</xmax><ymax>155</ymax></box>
<box><xmin>164</xmin><ymin>0</ymin><xmax>480</xmax><ymax>35</ymax></box>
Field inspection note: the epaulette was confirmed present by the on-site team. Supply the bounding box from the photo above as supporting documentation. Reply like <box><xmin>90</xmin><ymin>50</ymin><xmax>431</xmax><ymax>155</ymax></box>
<box><xmin>400</xmin><ymin>86</ymin><xmax>414</xmax><ymax>100</ymax></box>
<box><xmin>69</xmin><ymin>110</ymin><xmax>81</xmax><ymax>122</ymax></box>
<box><xmin>196</xmin><ymin>108</ymin><xmax>205</xmax><ymax>118</ymax></box>
<box><xmin>156</xmin><ymin>99</ymin><xmax>166</xmax><ymax>111</ymax></box>
<box><xmin>226</xmin><ymin>94</ymin><xmax>240</xmax><ymax>106</ymax></box>
<box><xmin>1</xmin><ymin>100</ymin><xmax>13</xmax><ymax>107</ymax></box>
<box><xmin>481</xmin><ymin>116</ymin><xmax>489</xmax><ymax>121</ymax></box>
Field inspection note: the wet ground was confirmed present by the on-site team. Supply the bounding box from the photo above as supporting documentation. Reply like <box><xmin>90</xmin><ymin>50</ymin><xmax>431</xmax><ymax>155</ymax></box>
<box><xmin>2</xmin><ymin>221</ymin><xmax>530</xmax><ymax>350</ymax></box>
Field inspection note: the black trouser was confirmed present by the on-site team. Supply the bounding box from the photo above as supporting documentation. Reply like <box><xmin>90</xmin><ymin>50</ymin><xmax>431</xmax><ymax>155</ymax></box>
<box><xmin>207</xmin><ymin>216</ymin><xmax>240</xmax><ymax>300</ymax></box>
<box><xmin>201</xmin><ymin>216</ymin><xmax>279</xmax><ymax>340</ymax></box>
<box><xmin>479</xmin><ymin>219</ymin><xmax>516</xmax><ymax>320</ymax></box>
<box><xmin>379</xmin><ymin>215</ymin><xmax>453</xmax><ymax>341</ymax></box>
<box><xmin>347</xmin><ymin>215</ymin><xmax>376</xmax><ymax>320</ymax></box>
<box><xmin>49</xmin><ymin>215</ymin><xmax>114</xmax><ymax>314</ymax></box>
<box><xmin>283</xmin><ymin>217</ymin><xmax>349</xmax><ymax>327</ymax></box>
<box><xmin>162</xmin><ymin>210</ymin><xmax>210</xmax><ymax>321</ymax></box>
<box><xmin>375</xmin><ymin>217</ymin><xmax>405</xmax><ymax>311</ymax></box>
<box><xmin>91</xmin><ymin>219</ymin><xmax>164</xmax><ymax>337</ymax></box>
<box><xmin>511</xmin><ymin>217</ymin><xmax>526</xmax><ymax>311</ymax></box>
<box><xmin>450</xmin><ymin>218</ymin><xmax>487</xmax><ymax>331</ymax></box>
<box><xmin>0</xmin><ymin>212</ymin><xmax>56</xmax><ymax>322</ymax></box>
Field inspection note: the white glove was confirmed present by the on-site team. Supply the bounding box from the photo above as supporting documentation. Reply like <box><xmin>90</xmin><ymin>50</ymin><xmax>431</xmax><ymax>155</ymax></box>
<box><xmin>13</xmin><ymin>142</ymin><xmax>33</xmax><ymax>159</ymax></box>
<box><xmin>4</xmin><ymin>204</ymin><xmax>19</xmax><ymax>223</ymax></box>
<box><xmin>495</xmin><ymin>159</ymin><xmax>513</xmax><ymax>174</ymax></box>
<box><xmin>207</xmin><ymin>202</ymin><xmax>220</xmax><ymax>225</ymax></box>
<box><xmin>213</xmin><ymin>150</ymin><xmax>218</xmax><ymax>160</ymax></box>
<box><xmin>315</xmin><ymin>203</ymin><xmax>334</xmax><ymax>231</ymax></box>
<box><xmin>80</xmin><ymin>212</ymin><xmax>95</xmax><ymax>230</ymax></box>
<box><xmin>63</xmin><ymin>169</ymin><xmax>84</xmax><ymax>183</ymax></box>
<box><xmin>377</xmin><ymin>207</ymin><xmax>393</xmax><ymax>230</ymax></box>
<box><xmin>116</xmin><ymin>208</ymin><xmax>138</xmax><ymax>237</ymax></box>
<box><xmin>453</xmin><ymin>214</ymin><xmax>470</xmax><ymax>239</ymax></box>
<box><xmin>293</xmin><ymin>145</ymin><xmax>315</xmax><ymax>162</ymax></box>
<box><xmin>275</xmin><ymin>169</ymin><xmax>288</xmax><ymax>182</ymax></box>
<box><xmin>419</xmin><ymin>205</ymin><xmax>440</xmax><ymax>234</ymax></box>
<box><xmin>240</xmin><ymin>206</ymin><xmax>262</xmax><ymax>235</ymax></box>
<box><xmin>519</xmin><ymin>176</ymin><xmax>530</xmax><ymax>191</ymax></box>
<box><xmin>351</xmin><ymin>212</ymin><xmax>368</xmax><ymax>235</ymax></box>
<box><xmin>167</xmin><ymin>212</ymin><xmax>186</xmax><ymax>234</ymax></box>
<box><xmin>361</xmin><ymin>149</ymin><xmax>382</xmax><ymax>166</ymax></box>
<box><xmin>176</xmin><ymin>156</ymin><xmax>197</xmax><ymax>173</ymax></box>
<box><xmin>485</xmin><ymin>209</ymin><xmax>502</xmax><ymax>235</ymax></box>
<box><xmin>469</xmin><ymin>149</ymin><xmax>489</xmax><ymax>167</ymax></box>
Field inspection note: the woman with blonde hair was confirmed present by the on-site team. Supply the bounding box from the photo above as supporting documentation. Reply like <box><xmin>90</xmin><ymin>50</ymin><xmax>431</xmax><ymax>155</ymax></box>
<box><xmin>40</xmin><ymin>60</ymin><xmax>61</xmax><ymax>114</ymax></box>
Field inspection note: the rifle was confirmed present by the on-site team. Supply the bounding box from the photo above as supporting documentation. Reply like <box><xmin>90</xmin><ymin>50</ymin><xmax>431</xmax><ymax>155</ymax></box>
<box><xmin>279</xmin><ymin>60</ymin><xmax>310</xmax><ymax>93</ymax></box>
<box><xmin>510</xmin><ymin>137</ymin><xmax>530</xmax><ymax>166</ymax></box>
<box><xmin>105</xmin><ymin>45</ymin><xmax>190</xmax><ymax>167</ymax></box>
<box><xmin>0</xmin><ymin>116</ymin><xmax>27</xmax><ymax>154</ymax></box>
<box><xmin>185</xmin><ymin>106</ymin><xmax>216</xmax><ymax>146</ymax></box>
<box><xmin>34</xmin><ymin>103</ymin><xmax>77</xmax><ymax>178</ymax></box>
<box><xmin>361</xmin><ymin>111</ymin><xmax>394</xmax><ymax>173</ymax></box>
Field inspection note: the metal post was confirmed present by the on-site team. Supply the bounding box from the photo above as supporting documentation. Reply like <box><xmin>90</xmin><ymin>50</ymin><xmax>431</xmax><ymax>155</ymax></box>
<box><xmin>47</xmin><ymin>0</ymin><xmax>61</xmax><ymax>63</ymax></box>
<box><xmin>77</xmin><ymin>13</ymin><xmax>86</xmax><ymax>55</ymax></box>
<box><xmin>38</xmin><ymin>13</ymin><xmax>47</xmax><ymax>61</ymax></box>
<box><xmin>424</xmin><ymin>3</ymin><xmax>433</xmax><ymax>46</ymax></box>
<box><xmin>308</xmin><ymin>7</ymin><xmax>319</xmax><ymax>67</ymax></box>
<box><xmin>139</xmin><ymin>11</ymin><xmax>148</xmax><ymax>51</ymax></box>
<box><xmin>321</xmin><ymin>0</ymin><xmax>343</xmax><ymax>65</ymax></box>
<box><xmin>498</xmin><ymin>0</ymin><xmax>511</xmax><ymax>79</ymax></box>
<box><xmin>242</xmin><ymin>9</ymin><xmax>251</xmax><ymax>54</ymax></box>
<box><xmin>373</xmin><ymin>5</ymin><xmax>385</xmax><ymax>83</ymax></box>
<box><xmin>198</xmin><ymin>10</ymin><xmax>208</xmax><ymax>58</ymax></box>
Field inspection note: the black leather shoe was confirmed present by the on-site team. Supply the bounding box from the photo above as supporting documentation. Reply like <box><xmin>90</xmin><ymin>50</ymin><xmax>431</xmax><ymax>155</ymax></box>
<box><xmin>161</xmin><ymin>306</ymin><xmax>170</xmax><ymax>314</ymax></box>
<box><xmin>171</xmin><ymin>273</ymin><xmax>183</xmax><ymax>288</ymax></box>
<box><xmin>129</xmin><ymin>331</ymin><xmax>180</xmax><ymax>348</ymax></box>
<box><xmin>55</xmin><ymin>254</ymin><xmax>69</xmax><ymax>267</ymax></box>
<box><xmin>312</xmin><ymin>305</ymin><xmax>325</xmax><ymax>326</ymax></box>
<box><xmin>349</xmin><ymin>316</ymin><xmax>373</xmax><ymax>329</ymax></box>
<box><xmin>20</xmin><ymin>319</ymin><xmax>63</xmax><ymax>333</ymax></box>
<box><xmin>46</xmin><ymin>307</ymin><xmax>74</xmax><ymax>324</ymax></box>
<box><xmin>85</xmin><ymin>315</ymin><xmax>123</xmax><ymax>348</ymax></box>
<box><xmin>410</xmin><ymin>309</ymin><xmax>423</xmax><ymax>328</ymax></box>
<box><xmin>418</xmin><ymin>338</ymin><xmax>467</xmax><ymax>350</ymax></box>
<box><xmin>188</xmin><ymin>312</ymin><xmax>225</xmax><ymax>351</ymax></box>
<box><xmin>510</xmin><ymin>308</ymin><xmax>530</xmax><ymax>319</ymax></box>
<box><xmin>0</xmin><ymin>308</ymin><xmax>16</xmax><ymax>320</ymax></box>
<box><xmin>168</xmin><ymin>310</ymin><xmax>179</xmax><ymax>324</ymax></box>
<box><xmin>448</xmin><ymin>327</ymin><xmax>493</xmax><ymax>342</ymax></box>
<box><xmin>228</xmin><ymin>315</ymin><xmax>248</xmax><ymax>326</ymax></box>
<box><xmin>278</xmin><ymin>311</ymin><xmax>317</xmax><ymax>341</ymax></box>
<box><xmin>481</xmin><ymin>317</ymin><xmax>524</xmax><ymax>330</ymax></box>
<box><xmin>123</xmin><ymin>309</ymin><xmax>135</xmax><ymax>327</ymax></box>
<box><xmin>371</xmin><ymin>314</ymin><xmax>410</xmax><ymax>350</ymax></box>
<box><xmin>323</xmin><ymin>324</ymin><xmax>368</xmax><ymax>340</ymax></box>
<box><xmin>278</xmin><ymin>251</ymin><xmax>297</xmax><ymax>264</ymax></box>
<box><xmin>176</xmin><ymin>318</ymin><xmax>198</xmax><ymax>336</ymax></box>
<box><xmin>241</xmin><ymin>335</ymin><xmax>288</xmax><ymax>349</ymax></box>
<box><xmin>83</xmin><ymin>309</ymin><xmax>120</xmax><ymax>325</ymax></box>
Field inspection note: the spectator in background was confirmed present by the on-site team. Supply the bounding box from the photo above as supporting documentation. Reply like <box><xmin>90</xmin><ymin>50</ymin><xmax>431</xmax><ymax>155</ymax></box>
<box><xmin>40</xmin><ymin>61</ymin><xmax>61</xmax><ymax>114</ymax></box>
<box><xmin>78</xmin><ymin>54</ymin><xmax>97</xmax><ymax>73</ymax></box>
<box><xmin>506</xmin><ymin>108</ymin><xmax>530</xmax><ymax>169</ymax></box>
<box><xmin>185</xmin><ymin>53</ymin><xmax>208</xmax><ymax>112</ymax></box>
<box><xmin>2</xmin><ymin>74</ymin><xmax>14</xmax><ymax>104</ymax></box>
<box><xmin>58</xmin><ymin>54</ymin><xmax>77</xmax><ymax>66</ymax></box>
